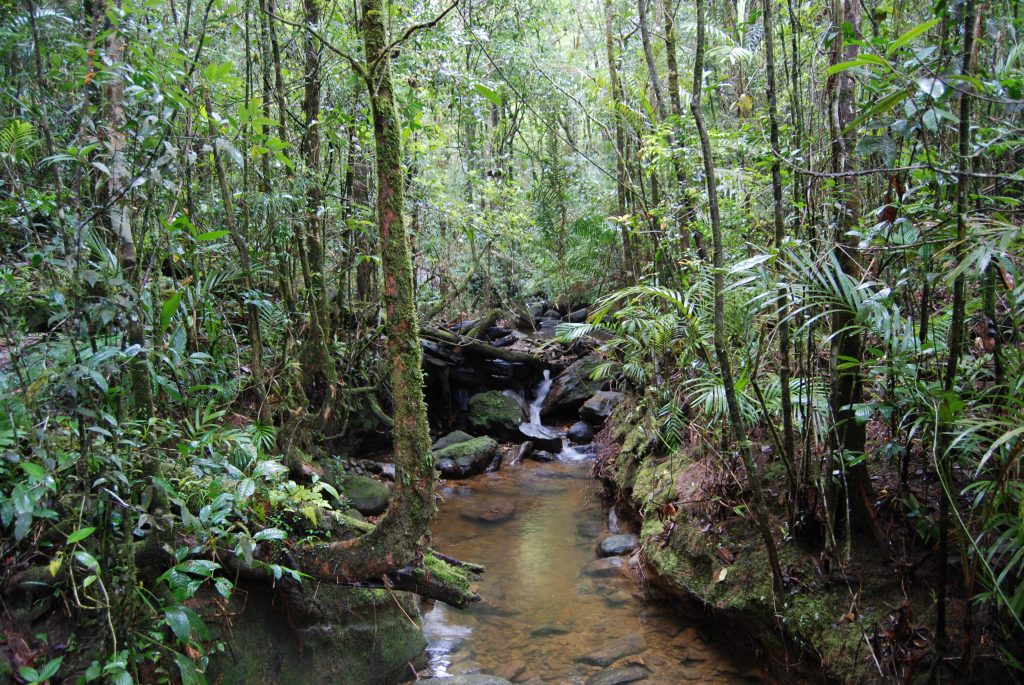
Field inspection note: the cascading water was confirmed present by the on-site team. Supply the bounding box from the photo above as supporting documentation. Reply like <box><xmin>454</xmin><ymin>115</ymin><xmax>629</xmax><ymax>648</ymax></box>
<box><xmin>528</xmin><ymin>370</ymin><xmax>551</xmax><ymax>426</ymax></box>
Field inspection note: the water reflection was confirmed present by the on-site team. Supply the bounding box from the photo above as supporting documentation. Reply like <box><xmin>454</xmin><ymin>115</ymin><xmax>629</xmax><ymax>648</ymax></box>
<box><xmin>422</xmin><ymin>458</ymin><xmax>772</xmax><ymax>684</ymax></box>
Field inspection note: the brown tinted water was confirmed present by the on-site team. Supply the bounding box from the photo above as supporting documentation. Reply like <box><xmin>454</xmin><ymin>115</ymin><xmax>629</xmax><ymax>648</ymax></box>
<box><xmin>422</xmin><ymin>456</ymin><xmax>773</xmax><ymax>684</ymax></box>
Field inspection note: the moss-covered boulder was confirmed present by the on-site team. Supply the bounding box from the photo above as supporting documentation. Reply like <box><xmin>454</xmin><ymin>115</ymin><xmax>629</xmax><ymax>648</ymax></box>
<box><xmin>432</xmin><ymin>430</ymin><xmax>475</xmax><ymax>451</ymax></box>
<box><xmin>434</xmin><ymin>436</ymin><xmax>499</xmax><ymax>478</ymax></box>
<box><xmin>207</xmin><ymin>582</ymin><xmax>426</xmax><ymax>685</ymax></box>
<box><xmin>467</xmin><ymin>391</ymin><xmax>526</xmax><ymax>438</ymax></box>
<box><xmin>341</xmin><ymin>474</ymin><xmax>390</xmax><ymax>515</ymax></box>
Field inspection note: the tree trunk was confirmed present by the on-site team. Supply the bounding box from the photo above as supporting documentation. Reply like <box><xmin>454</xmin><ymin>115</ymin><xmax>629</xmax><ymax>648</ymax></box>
<box><xmin>104</xmin><ymin>0</ymin><xmax>135</xmax><ymax>268</ymax></box>
<box><xmin>661</xmin><ymin>0</ymin><xmax>692</xmax><ymax>252</ymax></box>
<box><xmin>691</xmin><ymin>0</ymin><xmax>783</xmax><ymax>596</ymax></box>
<box><xmin>827</xmin><ymin>0</ymin><xmax>883</xmax><ymax>550</ymax></box>
<box><xmin>294</xmin><ymin>0</ymin><xmax>437</xmax><ymax>582</ymax></box>
<box><xmin>604</xmin><ymin>0</ymin><xmax>635</xmax><ymax>284</ymax></box>
<box><xmin>763</xmin><ymin>0</ymin><xmax>798</xmax><ymax>507</ymax></box>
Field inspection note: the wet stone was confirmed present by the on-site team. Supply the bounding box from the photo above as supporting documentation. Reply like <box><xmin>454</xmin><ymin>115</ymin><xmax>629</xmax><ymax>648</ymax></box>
<box><xmin>598</xmin><ymin>534</ymin><xmax>639</xmax><ymax>557</ymax></box>
<box><xmin>460</xmin><ymin>498</ymin><xmax>517</xmax><ymax>524</ymax></box>
<box><xmin>530</xmin><ymin>626</ymin><xmax>570</xmax><ymax>638</ymax></box>
<box><xmin>584</xmin><ymin>665</ymin><xmax>649</xmax><ymax>685</ymax></box>
<box><xmin>419</xmin><ymin>677</ymin><xmax>513</xmax><ymax>685</ymax></box>
<box><xmin>580</xmin><ymin>557</ymin><xmax>627</xmax><ymax>579</ymax></box>
<box><xmin>567</xmin><ymin>421</ymin><xmax>595</xmax><ymax>443</ymax></box>
<box><xmin>575</xmin><ymin>635</ymin><xmax>648</xmax><ymax>667</ymax></box>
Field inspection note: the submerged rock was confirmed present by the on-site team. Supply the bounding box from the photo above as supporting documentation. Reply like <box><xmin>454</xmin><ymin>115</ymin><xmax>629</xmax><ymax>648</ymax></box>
<box><xmin>575</xmin><ymin>634</ymin><xmax>648</xmax><ymax>667</ymax></box>
<box><xmin>581</xmin><ymin>557</ymin><xmax>628</xmax><ymax>579</ymax></box>
<box><xmin>460</xmin><ymin>497</ymin><xmax>517</xmax><ymax>524</ymax></box>
<box><xmin>585</xmin><ymin>665</ymin><xmax>650</xmax><ymax>685</ymax></box>
<box><xmin>432</xmin><ymin>430</ymin><xmax>475</xmax><ymax>451</ymax></box>
<box><xmin>541</xmin><ymin>356</ymin><xmax>604</xmax><ymax>417</ymax></box>
<box><xmin>468</xmin><ymin>391</ymin><xmax>527</xmax><ymax>437</ymax></box>
<box><xmin>529</xmin><ymin>450</ymin><xmax>557</xmax><ymax>462</ymax></box>
<box><xmin>341</xmin><ymin>474</ymin><xmax>390</xmax><ymax>515</ymax></box>
<box><xmin>517</xmin><ymin>422</ymin><xmax>563</xmax><ymax>452</ymax></box>
<box><xmin>580</xmin><ymin>390</ymin><xmax>624</xmax><ymax>425</ymax></box>
<box><xmin>434</xmin><ymin>436</ymin><xmax>500</xmax><ymax>478</ymax></box>
<box><xmin>599</xmin><ymin>533</ymin><xmax>639</xmax><ymax>557</ymax></box>
<box><xmin>567</xmin><ymin>421</ymin><xmax>594</xmax><ymax>443</ymax></box>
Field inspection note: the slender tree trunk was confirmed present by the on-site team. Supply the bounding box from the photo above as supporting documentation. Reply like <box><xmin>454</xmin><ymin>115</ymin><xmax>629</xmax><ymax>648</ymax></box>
<box><xmin>763</xmin><ymin>0</ymin><xmax>798</xmax><ymax>507</ymax></box>
<box><xmin>691</xmin><ymin>0</ymin><xmax>783</xmax><ymax>596</ymax></box>
<box><xmin>662</xmin><ymin>0</ymin><xmax>692</xmax><ymax>252</ymax></box>
<box><xmin>604</xmin><ymin>0</ymin><xmax>635</xmax><ymax>284</ymax></box>
<box><xmin>104</xmin><ymin>0</ymin><xmax>135</xmax><ymax>268</ymax></box>
<box><xmin>937</xmin><ymin>0</ymin><xmax>977</xmax><ymax>645</ymax></box>
<box><xmin>827</xmin><ymin>0</ymin><xmax>883</xmax><ymax>550</ymax></box>
<box><xmin>203</xmin><ymin>90</ymin><xmax>270</xmax><ymax>422</ymax></box>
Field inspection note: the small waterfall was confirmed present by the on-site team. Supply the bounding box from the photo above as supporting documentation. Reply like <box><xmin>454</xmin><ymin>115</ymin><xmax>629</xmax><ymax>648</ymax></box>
<box><xmin>529</xmin><ymin>369</ymin><xmax>552</xmax><ymax>426</ymax></box>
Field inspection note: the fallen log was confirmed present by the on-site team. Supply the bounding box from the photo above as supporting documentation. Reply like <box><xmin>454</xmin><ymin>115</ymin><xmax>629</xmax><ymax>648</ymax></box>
<box><xmin>421</xmin><ymin>326</ymin><xmax>548</xmax><ymax>369</ymax></box>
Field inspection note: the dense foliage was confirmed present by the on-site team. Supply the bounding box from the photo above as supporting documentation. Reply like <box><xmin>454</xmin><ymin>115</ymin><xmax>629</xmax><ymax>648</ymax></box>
<box><xmin>2</xmin><ymin>0</ymin><xmax>1023</xmax><ymax>681</ymax></box>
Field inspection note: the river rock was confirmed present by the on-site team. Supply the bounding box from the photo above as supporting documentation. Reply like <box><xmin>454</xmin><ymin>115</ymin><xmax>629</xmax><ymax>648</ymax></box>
<box><xmin>581</xmin><ymin>557</ymin><xmax>628</xmax><ymax>578</ymax></box>
<box><xmin>461</xmin><ymin>497</ymin><xmax>517</xmax><ymax>524</ymax></box>
<box><xmin>340</xmin><ymin>474</ymin><xmax>389</xmax><ymax>515</ymax></box>
<box><xmin>528</xmin><ymin>450</ymin><xmax>557</xmax><ymax>462</ymax></box>
<box><xmin>517</xmin><ymin>422</ymin><xmax>563</xmax><ymax>452</ymax></box>
<box><xmin>567</xmin><ymin>421</ymin><xmax>594</xmax><ymax>443</ymax></box>
<box><xmin>564</xmin><ymin>307</ymin><xmax>589</xmax><ymax>323</ymax></box>
<box><xmin>468</xmin><ymin>391</ymin><xmax>527</xmax><ymax>437</ymax></box>
<box><xmin>434</xmin><ymin>436</ymin><xmax>500</xmax><ymax>478</ymax></box>
<box><xmin>575</xmin><ymin>634</ymin><xmax>648</xmax><ymax>667</ymax></box>
<box><xmin>419</xmin><ymin>677</ymin><xmax>513</xmax><ymax>685</ymax></box>
<box><xmin>585</xmin><ymin>665</ymin><xmax>650</xmax><ymax>685</ymax></box>
<box><xmin>598</xmin><ymin>533</ymin><xmax>639</xmax><ymax>557</ymax></box>
<box><xmin>528</xmin><ymin>302</ymin><xmax>546</xmax><ymax>320</ymax></box>
<box><xmin>541</xmin><ymin>356</ymin><xmax>604</xmax><ymax>417</ymax></box>
<box><xmin>580</xmin><ymin>390</ymin><xmax>624</xmax><ymax>425</ymax></box>
<box><xmin>432</xmin><ymin>430</ymin><xmax>474</xmax><ymax>451</ymax></box>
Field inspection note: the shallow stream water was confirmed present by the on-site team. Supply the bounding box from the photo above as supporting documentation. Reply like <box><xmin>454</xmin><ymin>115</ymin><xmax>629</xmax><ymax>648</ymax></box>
<box><xmin>421</xmin><ymin>374</ymin><xmax>772</xmax><ymax>683</ymax></box>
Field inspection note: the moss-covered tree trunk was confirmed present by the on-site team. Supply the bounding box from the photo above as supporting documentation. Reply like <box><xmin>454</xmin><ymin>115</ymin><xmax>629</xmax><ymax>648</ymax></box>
<box><xmin>603</xmin><ymin>0</ymin><xmax>635</xmax><ymax>284</ymax></box>
<box><xmin>292</xmin><ymin>0</ymin><xmax>434</xmax><ymax>581</ymax></box>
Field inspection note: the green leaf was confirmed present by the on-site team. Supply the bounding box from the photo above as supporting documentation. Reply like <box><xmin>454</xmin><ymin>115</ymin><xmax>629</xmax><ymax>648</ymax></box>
<box><xmin>20</xmin><ymin>462</ymin><xmax>47</xmax><ymax>480</ymax></box>
<box><xmin>160</xmin><ymin>292</ymin><xmax>182</xmax><ymax>334</ymax></box>
<box><xmin>194</xmin><ymin>230</ymin><xmax>229</xmax><ymax>242</ymax></box>
<box><xmin>473</xmin><ymin>83</ymin><xmax>502</xmax><ymax>106</ymax></box>
<box><xmin>38</xmin><ymin>656</ymin><xmax>63</xmax><ymax>681</ymax></box>
<box><xmin>174</xmin><ymin>653</ymin><xmax>206</xmax><ymax>685</ymax></box>
<box><xmin>825</xmin><ymin>54</ymin><xmax>889</xmax><ymax>75</ymax></box>
<box><xmin>74</xmin><ymin>550</ymin><xmax>100</xmax><ymax>571</ymax></box>
<box><xmin>844</xmin><ymin>87</ymin><xmax>912</xmax><ymax>133</ymax></box>
<box><xmin>66</xmin><ymin>526</ymin><xmax>96</xmax><ymax>544</ymax></box>
<box><xmin>254</xmin><ymin>527</ymin><xmax>287</xmax><ymax>542</ymax></box>
<box><xmin>886</xmin><ymin>18</ymin><xmax>939</xmax><ymax>55</ymax></box>
<box><xmin>164</xmin><ymin>604</ymin><xmax>191</xmax><ymax>641</ymax></box>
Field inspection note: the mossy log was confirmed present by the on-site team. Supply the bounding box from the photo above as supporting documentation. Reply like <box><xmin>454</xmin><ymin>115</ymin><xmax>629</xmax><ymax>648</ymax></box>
<box><xmin>421</xmin><ymin>326</ymin><xmax>547</xmax><ymax>369</ymax></box>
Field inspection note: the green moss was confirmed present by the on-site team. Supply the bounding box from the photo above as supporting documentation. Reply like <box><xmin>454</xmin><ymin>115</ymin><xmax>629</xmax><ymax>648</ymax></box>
<box><xmin>420</xmin><ymin>553</ymin><xmax>475</xmax><ymax>593</ymax></box>
<box><xmin>466</xmin><ymin>391</ymin><xmax>525</xmax><ymax>436</ymax></box>
<box><xmin>433</xmin><ymin>436</ymin><xmax>499</xmax><ymax>477</ymax></box>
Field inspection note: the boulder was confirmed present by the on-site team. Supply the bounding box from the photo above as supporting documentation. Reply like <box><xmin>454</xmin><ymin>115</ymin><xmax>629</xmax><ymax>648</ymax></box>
<box><xmin>434</xmin><ymin>436</ymin><xmax>500</xmax><ymax>478</ymax></box>
<box><xmin>585</xmin><ymin>665</ymin><xmax>649</xmax><ymax>685</ymax></box>
<box><xmin>579</xmin><ymin>390</ymin><xmax>624</xmax><ymax>425</ymax></box>
<box><xmin>598</xmin><ymin>533</ymin><xmax>639</xmax><ymax>557</ymax></box>
<box><xmin>468</xmin><ymin>391</ymin><xmax>527</xmax><ymax>437</ymax></box>
<box><xmin>341</xmin><ymin>474</ymin><xmax>390</xmax><ymax>516</ymax></box>
<box><xmin>541</xmin><ymin>356</ymin><xmax>604</xmax><ymax>417</ymax></box>
<box><xmin>460</xmin><ymin>497</ymin><xmax>517</xmax><ymax>524</ymax></box>
<box><xmin>564</xmin><ymin>307</ymin><xmax>589</xmax><ymax>323</ymax></box>
<box><xmin>527</xmin><ymin>302</ymin><xmax>545</xmax><ymax>320</ymax></box>
<box><xmin>432</xmin><ymin>430</ymin><xmax>474</xmax><ymax>451</ymax></box>
<box><xmin>567</xmin><ymin>421</ymin><xmax>594</xmax><ymax>443</ymax></box>
<box><xmin>208</xmin><ymin>582</ymin><xmax>425</xmax><ymax>685</ymax></box>
<box><xmin>575</xmin><ymin>634</ymin><xmax>648</xmax><ymax>667</ymax></box>
<box><xmin>517</xmin><ymin>422</ymin><xmax>563</xmax><ymax>452</ymax></box>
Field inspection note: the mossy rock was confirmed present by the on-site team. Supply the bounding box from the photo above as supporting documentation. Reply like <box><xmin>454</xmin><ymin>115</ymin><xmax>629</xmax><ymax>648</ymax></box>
<box><xmin>434</xmin><ymin>436</ymin><xmax>499</xmax><ymax>478</ymax></box>
<box><xmin>467</xmin><ymin>391</ymin><xmax>526</xmax><ymax>438</ymax></box>
<box><xmin>432</xmin><ymin>430</ymin><xmax>474</xmax><ymax>451</ymax></box>
<box><xmin>341</xmin><ymin>474</ymin><xmax>390</xmax><ymax>515</ymax></box>
<box><xmin>207</xmin><ymin>582</ymin><xmax>426</xmax><ymax>685</ymax></box>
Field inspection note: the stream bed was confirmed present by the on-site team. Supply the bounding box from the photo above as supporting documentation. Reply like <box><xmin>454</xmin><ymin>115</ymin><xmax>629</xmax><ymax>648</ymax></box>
<box><xmin>422</xmin><ymin>454</ymin><xmax>772</xmax><ymax>684</ymax></box>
